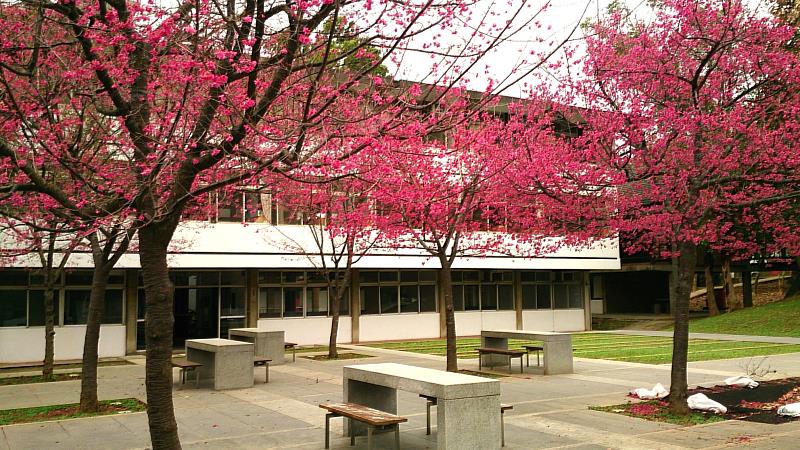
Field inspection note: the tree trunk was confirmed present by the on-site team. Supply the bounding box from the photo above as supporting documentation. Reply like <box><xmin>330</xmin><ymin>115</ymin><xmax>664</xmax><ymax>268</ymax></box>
<box><xmin>328</xmin><ymin>285</ymin><xmax>341</xmax><ymax>360</ymax></box>
<box><xmin>439</xmin><ymin>262</ymin><xmax>458</xmax><ymax>372</ymax></box>
<box><xmin>722</xmin><ymin>257</ymin><xmax>739</xmax><ymax>310</ymax></box>
<box><xmin>79</xmin><ymin>265</ymin><xmax>110</xmax><ymax>413</ymax></box>
<box><xmin>783</xmin><ymin>258</ymin><xmax>800</xmax><ymax>299</ymax></box>
<box><xmin>668</xmin><ymin>240</ymin><xmax>695</xmax><ymax>415</ymax></box>
<box><xmin>703</xmin><ymin>259</ymin><xmax>719</xmax><ymax>316</ymax></box>
<box><xmin>42</xmin><ymin>286</ymin><xmax>56</xmax><ymax>381</ymax></box>
<box><xmin>139</xmin><ymin>225</ymin><xmax>182</xmax><ymax>450</ymax></box>
<box><xmin>741</xmin><ymin>269</ymin><xmax>753</xmax><ymax>308</ymax></box>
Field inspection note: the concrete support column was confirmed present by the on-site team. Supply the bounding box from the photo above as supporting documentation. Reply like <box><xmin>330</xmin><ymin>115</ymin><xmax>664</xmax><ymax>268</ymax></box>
<box><xmin>583</xmin><ymin>272</ymin><xmax>592</xmax><ymax>331</ymax></box>
<box><xmin>246</xmin><ymin>269</ymin><xmax>259</xmax><ymax>328</ymax></box>
<box><xmin>350</xmin><ymin>270</ymin><xmax>360</xmax><ymax>343</ymax></box>
<box><xmin>124</xmin><ymin>269</ymin><xmax>138</xmax><ymax>354</ymax></box>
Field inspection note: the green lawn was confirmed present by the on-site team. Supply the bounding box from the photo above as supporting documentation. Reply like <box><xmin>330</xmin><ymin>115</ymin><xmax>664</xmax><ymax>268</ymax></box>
<box><xmin>686</xmin><ymin>296</ymin><xmax>800</xmax><ymax>337</ymax></box>
<box><xmin>0</xmin><ymin>398</ymin><xmax>145</xmax><ymax>426</ymax></box>
<box><xmin>364</xmin><ymin>333</ymin><xmax>800</xmax><ymax>365</ymax></box>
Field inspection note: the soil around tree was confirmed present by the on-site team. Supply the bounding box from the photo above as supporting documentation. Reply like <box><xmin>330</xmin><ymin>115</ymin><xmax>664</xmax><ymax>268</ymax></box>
<box><xmin>0</xmin><ymin>398</ymin><xmax>146</xmax><ymax>426</ymax></box>
<box><xmin>691</xmin><ymin>377</ymin><xmax>800</xmax><ymax>424</ymax></box>
<box><xmin>301</xmin><ymin>352</ymin><xmax>373</xmax><ymax>361</ymax></box>
<box><xmin>593</xmin><ymin>377</ymin><xmax>800</xmax><ymax>425</ymax></box>
<box><xmin>0</xmin><ymin>373</ymin><xmax>81</xmax><ymax>386</ymax></box>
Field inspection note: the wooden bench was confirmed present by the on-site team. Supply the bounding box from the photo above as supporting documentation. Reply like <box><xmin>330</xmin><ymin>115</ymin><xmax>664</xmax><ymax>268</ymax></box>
<box><xmin>171</xmin><ymin>358</ymin><xmax>202</xmax><ymax>387</ymax></box>
<box><xmin>253</xmin><ymin>356</ymin><xmax>271</xmax><ymax>383</ymax></box>
<box><xmin>477</xmin><ymin>348</ymin><xmax>526</xmax><ymax>373</ymax></box>
<box><xmin>319</xmin><ymin>402</ymin><xmax>407</xmax><ymax>450</ymax></box>
<box><xmin>284</xmin><ymin>342</ymin><xmax>297</xmax><ymax>362</ymax></box>
<box><xmin>523</xmin><ymin>344</ymin><xmax>543</xmax><ymax>367</ymax></box>
<box><xmin>420</xmin><ymin>394</ymin><xmax>513</xmax><ymax>447</ymax></box>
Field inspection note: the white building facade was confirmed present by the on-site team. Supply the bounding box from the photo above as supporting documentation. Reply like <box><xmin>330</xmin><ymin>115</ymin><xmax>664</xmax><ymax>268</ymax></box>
<box><xmin>0</xmin><ymin>222</ymin><xmax>619</xmax><ymax>364</ymax></box>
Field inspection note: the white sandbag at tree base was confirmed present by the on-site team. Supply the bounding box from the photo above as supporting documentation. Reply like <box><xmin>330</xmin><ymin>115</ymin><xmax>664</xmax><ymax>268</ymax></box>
<box><xmin>687</xmin><ymin>393</ymin><xmax>727</xmax><ymax>414</ymax></box>
<box><xmin>724</xmin><ymin>376</ymin><xmax>759</xmax><ymax>389</ymax></box>
<box><xmin>777</xmin><ymin>403</ymin><xmax>800</xmax><ymax>417</ymax></box>
<box><xmin>630</xmin><ymin>383</ymin><xmax>669</xmax><ymax>400</ymax></box>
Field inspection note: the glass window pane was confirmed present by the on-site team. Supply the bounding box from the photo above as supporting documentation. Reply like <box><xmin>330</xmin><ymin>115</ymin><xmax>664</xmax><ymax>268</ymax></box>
<box><xmin>379</xmin><ymin>271</ymin><xmax>398</xmax><ymax>283</ymax></box>
<box><xmin>419</xmin><ymin>285</ymin><xmax>436</xmax><ymax>312</ymax></box>
<box><xmin>136</xmin><ymin>321</ymin><xmax>146</xmax><ymax>350</ymax></box>
<box><xmin>244</xmin><ymin>192</ymin><xmax>269</xmax><ymax>223</ymax></box>
<box><xmin>569</xmin><ymin>285</ymin><xmax>584</xmax><ymax>309</ymax></box>
<box><xmin>360</xmin><ymin>286</ymin><xmax>379</xmax><ymax>315</ymax></box>
<box><xmin>220</xmin><ymin>271</ymin><xmax>246</xmax><ymax>286</ymax></box>
<box><xmin>170</xmin><ymin>272</ymin><xmax>190</xmax><ymax>286</ymax></box>
<box><xmin>452</xmin><ymin>285</ymin><xmax>464</xmax><ymax>311</ymax></box>
<box><xmin>282</xmin><ymin>272</ymin><xmax>305</xmax><ymax>284</ymax></box>
<box><xmin>554</xmin><ymin>285</ymin><xmax>569</xmax><ymax>309</ymax></box>
<box><xmin>307</xmin><ymin>271</ymin><xmax>327</xmax><ymax>284</ymax></box>
<box><xmin>399</xmin><ymin>286</ymin><xmax>419</xmax><ymax>313</ymax></box>
<box><xmin>0</xmin><ymin>270</ymin><xmax>28</xmax><ymax>286</ymax></box>
<box><xmin>137</xmin><ymin>289</ymin><xmax>146</xmax><ymax>319</ymax></box>
<box><xmin>537</xmin><ymin>285</ymin><xmax>552</xmax><ymax>309</ymax></box>
<box><xmin>107</xmin><ymin>272</ymin><xmax>125</xmax><ymax>285</ymax></box>
<box><xmin>498</xmin><ymin>285</ymin><xmax>514</xmax><ymax>310</ymax></box>
<box><xmin>197</xmin><ymin>272</ymin><xmax>220</xmax><ymax>286</ymax></box>
<box><xmin>338</xmin><ymin>288</ymin><xmax>350</xmax><ymax>315</ymax></box>
<box><xmin>464</xmin><ymin>285</ymin><xmax>480</xmax><ymax>311</ymax></box>
<box><xmin>522</xmin><ymin>286</ymin><xmax>536</xmax><ymax>309</ymax></box>
<box><xmin>283</xmin><ymin>287</ymin><xmax>304</xmax><ymax>317</ymax></box>
<box><xmin>64</xmin><ymin>290</ymin><xmax>91</xmax><ymax>325</ymax></box>
<box><xmin>65</xmin><ymin>271</ymin><xmax>94</xmax><ymax>286</ymax></box>
<box><xmin>259</xmin><ymin>271</ymin><xmax>281</xmax><ymax>284</ymax></box>
<box><xmin>217</xmin><ymin>191</ymin><xmax>243</xmax><ymax>222</ymax></box>
<box><xmin>103</xmin><ymin>290</ymin><xmax>124</xmax><ymax>324</ymax></box>
<box><xmin>220</xmin><ymin>317</ymin><xmax>246</xmax><ymax>338</ymax></box>
<box><xmin>259</xmin><ymin>287</ymin><xmax>281</xmax><ymax>318</ymax></box>
<box><xmin>419</xmin><ymin>271</ymin><xmax>437</xmax><ymax>282</ymax></box>
<box><xmin>306</xmin><ymin>287</ymin><xmax>329</xmax><ymax>316</ymax></box>
<box><xmin>380</xmin><ymin>286</ymin><xmax>399</xmax><ymax>314</ymax></box>
<box><xmin>359</xmin><ymin>271</ymin><xmax>379</xmax><ymax>283</ymax></box>
<box><xmin>400</xmin><ymin>271</ymin><xmax>418</xmax><ymax>283</ymax></box>
<box><xmin>481</xmin><ymin>285</ymin><xmax>497</xmax><ymax>310</ymax></box>
<box><xmin>0</xmin><ymin>290</ymin><xmax>27</xmax><ymax>327</ymax></box>
<box><xmin>221</xmin><ymin>287</ymin><xmax>246</xmax><ymax>316</ymax></box>
<box><xmin>462</xmin><ymin>271</ymin><xmax>480</xmax><ymax>282</ymax></box>
<box><xmin>450</xmin><ymin>271</ymin><xmax>463</xmax><ymax>283</ymax></box>
<box><xmin>29</xmin><ymin>290</ymin><xmax>58</xmax><ymax>326</ymax></box>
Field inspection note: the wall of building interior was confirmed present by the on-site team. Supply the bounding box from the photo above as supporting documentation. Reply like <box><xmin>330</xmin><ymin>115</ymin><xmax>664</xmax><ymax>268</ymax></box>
<box><xmin>0</xmin><ymin>267</ymin><xmax>590</xmax><ymax>363</ymax></box>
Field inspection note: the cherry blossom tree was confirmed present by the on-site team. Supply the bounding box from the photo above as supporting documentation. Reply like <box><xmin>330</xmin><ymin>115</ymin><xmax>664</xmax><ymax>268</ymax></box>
<box><xmin>562</xmin><ymin>0</ymin><xmax>800</xmax><ymax>413</ymax></box>
<box><xmin>0</xmin><ymin>0</ymin><xmax>557</xmax><ymax>446</ymax></box>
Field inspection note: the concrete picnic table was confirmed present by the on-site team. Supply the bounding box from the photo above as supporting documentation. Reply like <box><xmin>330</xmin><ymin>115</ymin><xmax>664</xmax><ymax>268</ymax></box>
<box><xmin>480</xmin><ymin>329</ymin><xmax>574</xmax><ymax>375</ymax></box>
<box><xmin>228</xmin><ymin>328</ymin><xmax>286</xmax><ymax>365</ymax></box>
<box><xmin>185</xmin><ymin>338</ymin><xmax>254</xmax><ymax>390</ymax></box>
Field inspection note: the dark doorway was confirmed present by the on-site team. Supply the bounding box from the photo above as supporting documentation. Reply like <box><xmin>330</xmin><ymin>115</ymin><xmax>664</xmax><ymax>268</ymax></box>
<box><xmin>173</xmin><ymin>287</ymin><xmax>219</xmax><ymax>348</ymax></box>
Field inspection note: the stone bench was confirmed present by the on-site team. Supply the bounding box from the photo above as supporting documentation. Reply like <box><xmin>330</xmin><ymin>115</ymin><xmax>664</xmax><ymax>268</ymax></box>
<box><xmin>477</xmin><ymin>348</ymin><xmax>526</xmax><ymax>373</ymax></box>
<box><xmin>320</xmin><ymin>402</ymin><xmax>407</xmax><ymax>450</ymax></box>
<box><xmin>171</xmin><ymin>358</ymin><xmax>202</xmax><ymax>387</ymax></box>
<box><xmin>254</xmin><ymin>356</ymin><xmax>271</xmax><ymax>383</ymax></box>
<box><xmin>420</xmin><ymin>394</ymin><xmax>513</xmax><ymax>446</ymax></box>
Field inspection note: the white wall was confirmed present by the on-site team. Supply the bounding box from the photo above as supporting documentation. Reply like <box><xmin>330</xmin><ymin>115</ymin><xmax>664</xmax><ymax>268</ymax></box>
<box><xmin>258</xmin><ymin>317</ymin><xmax>352</xmax><ymax>346</ymax></box>
<box><xmin>359</xmin><ymin>313</ymin><xmax>440</xmax><ymax>342</ymax></box>
<box><xmin>521</xmin><ymin>309</ymin><xmax>586</xmax><ymax>332</ymax></box>
<box><xmin>0</xmin><ymin>325</ymin><xmax>127</xmax><ymax>364</ymax></box>
<box><xmin>454</xmin><ymin>311</ymin><xmax>517</xmax><ymax>336</ymax></box>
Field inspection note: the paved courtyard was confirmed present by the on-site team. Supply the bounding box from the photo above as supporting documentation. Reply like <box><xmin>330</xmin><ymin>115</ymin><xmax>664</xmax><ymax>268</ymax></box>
<box><xmin>1</xmin><ymin>338</ymin><xmax>800</xmax><ymax>449</ymax></box>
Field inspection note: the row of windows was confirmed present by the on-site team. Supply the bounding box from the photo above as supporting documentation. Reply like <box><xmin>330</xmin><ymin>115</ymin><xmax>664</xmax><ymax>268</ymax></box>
<box><xmin>0</xmin><ymin>289</ymin><xmax>125</xmax><ymax>327</ymax></box>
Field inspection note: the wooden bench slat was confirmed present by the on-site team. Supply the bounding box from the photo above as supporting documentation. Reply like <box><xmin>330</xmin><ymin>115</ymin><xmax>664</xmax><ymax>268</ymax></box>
<box><xmin>476</xmin><ymin>348</ymin><xmax>526</xmax><ymax>356</ymax></box>
<box><xmin>320</xmin><ymin>403</ymin><xmax>407</xmax><ymax>426</ymax></box>
<box><xmin>171</xmin><ymin>359</ymin><xmax>203</xmax><ymax>368</ymax></box>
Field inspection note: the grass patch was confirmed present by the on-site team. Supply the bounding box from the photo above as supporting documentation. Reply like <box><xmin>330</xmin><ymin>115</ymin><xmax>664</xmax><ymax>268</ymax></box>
<box><xmin>364</xmin><ymin>333</ymin><xmax>800</xmax><ymax>364</ymax></box>
<box><xmin>302</xmin><ymin>352</ymin><xmax>373</xmax><ymax>361</ymax></box>
<box><xmin>294</xmin><ymin>345</ymin><xmax>350</xmax><ymax>354</ymax></box>
<box><xmin>0</xmin><ymin>373</ymin><xmax>81</xmax><ymax>386</ymax></box>
<box><xmin>0</xmin><ymin>398</ymin><xmax>146</xmax><ymax>426</ymax></box>
<box><xmin>686</xmin><ymin>296</ymin><xmax>800</xmax><ymax>338</ymax></box>
<box><xmin>590</xmin><ymin>401</ymin><xmax>725</xmax><ymax>426</ymax></box>
<box><xmin>0</xmin><ymin>359</ymin><xmax>133</xmax><ymax>375</ymax></box>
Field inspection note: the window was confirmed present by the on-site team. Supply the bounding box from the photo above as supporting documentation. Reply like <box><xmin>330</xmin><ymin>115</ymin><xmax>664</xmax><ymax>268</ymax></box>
<box><xmin>0</xmin><ymin>270</ymin><xmax>126</xmax><ymax>328</ymax></box>
<box><xmin>358</xmin><ymin>271</ymin><xmax>437</xmax><ymax>315</ymax></box>
<box><xmin>258</xmin><ymin>271</ymin><xmax>350</xmax><ymax>318</ymax></box>
<box><xmin>259</xmin><ymin>287</ymin><xmax>282</xmax><ymax>318</ymax></box>
<box><xmin>0</xmin><ymin>290</ymin><xmax>27</xmax><ymax>327</ymax></box>
<box><xmin>306</xmin><ymin>287</ymin><xmax>330</xmax><ymax>316</ymax></box>
<box><xmin>450</xmin><ymin>270</ymin><xmax>513</xmax><ymax>312</ymax></box>
<box><xmin>522</xmin><ymin>271</ymin><xmax>582</xmax><ymax>310</ymax></box>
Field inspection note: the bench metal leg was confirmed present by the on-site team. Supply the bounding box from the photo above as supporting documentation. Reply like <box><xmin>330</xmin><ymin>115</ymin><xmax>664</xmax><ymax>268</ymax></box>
<box><xmin>426</xmin><ymin>400</ymin><xmax>431</xmax><ymax>435</ymax></box>
<box><xmin>195</xmin><ymin>367</ymin><xmax>200</xmax><ymax>386</ymax></box>
<box><xmin>508</xmin><ymin>356</ymin><xmax>512</xmax><ymax>374</ymax></box>
<box><xmin>180</xmin><ymin>368</ymin><xmax>185</xmax><ymax>385</ymax></box>
<box><xmin>526</xmin><ymin>352</ymin><xmax>529</xmax><ymax>367</ymax></box>
<box><xmin>501</xmin><ymin>409</ymin><xmax>506</xmax><ymax>447</ymax></box>
<box><xmin>520</xmin><ymin>356</ymin><xmax>523</xmax><ymax>374</ymax></box>
<box><xmin>350</xmin><ymin>418</ymin><xmax>355</xmax><ymax>446</ymax></box>
<box><xmin>394</xmin><ymin>424</ymin><xmax>400</xmax><ymax>449</ymax></box>
<box><xmin>265</xmin><ymin>362</ymin><xmax>270</xmax><ymax>383</ymax></box>
<box><xmin>366</xmin><ymin>425</ymin><xmax>373</xmax><ymax>450</ymax></box>
<box><xmin>325</xmin><ymin>413</ymin><xmax>333</xmax><ymax>449</ymax></box>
